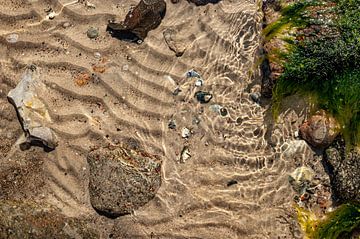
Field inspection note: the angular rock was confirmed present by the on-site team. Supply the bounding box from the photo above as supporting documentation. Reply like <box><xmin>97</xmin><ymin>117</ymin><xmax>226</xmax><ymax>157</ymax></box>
<box><xmin>324</xmin><ymin>138</ymin><xmax>360</xmax><ymax>202</ymax></box>
<box><xmin>288</xmin><ymin>166</ymin><xmax>315</xmax><ymax>194</ymax></box>
<box><xmin>163</xmin><ymin>28</ymin><xmax>186</xmax><ymax>57</ymax></box>
<box><xmin>195</xmin><ymin>91</ymin><xmax>212</xmax><ymax>104</ymax></box>
<box><xmin>188</xmin><ymin>0</ymin><xmax>221</xmax><ymax>5</ymax></box>
<box><xmin>107</xmin><ymin>0</ymin><xmax>166</xmax><ymax>42</ymax></box>
<box><xmin>87</xmin><ymin>145</ymin><xmax>162</xmax><ymax>217</ymax></box>
<box><xmin>7</xmin><ymin>65</ymin><xmax>57</xmax><ymax>150</ymax></box>
<box><xmin>299</xmin><ymin>110</ymin><xmax>339</xmax><ymax>149</ymax></box>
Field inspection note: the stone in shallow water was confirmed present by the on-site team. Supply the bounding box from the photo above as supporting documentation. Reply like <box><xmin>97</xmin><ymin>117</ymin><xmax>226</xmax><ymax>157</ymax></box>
<box><xmin>195</xmin><ymin>91</ymin><xmax>212</xmax><ymax>103</ymax></box>
<box><xmin>87</xmin><ymin>145</ymin><xmax>162</xmax><ymax>217</ymax></box>
<box><xmin>187</xmin><ymin>0</ymin><xmax>221</xmax><ymax>5</ymax></box>
<box><xmin>107</xmin><ymin>0</ymin><xmax>166</xmax><ymax>42</ymax></box>
<box><xmin>163</xmin><ymin>28</ymin><xmax>186</xmax><ymax>57</ymax></box>
<box><xmin>7</xmin><ymin>65</ymin><xmax>57</xmax><ymax>150</ymax></box>
<box><xmin>288</xmin><ymin>166</ymin><xmax>315</xmax><ymax>194</ymax></box>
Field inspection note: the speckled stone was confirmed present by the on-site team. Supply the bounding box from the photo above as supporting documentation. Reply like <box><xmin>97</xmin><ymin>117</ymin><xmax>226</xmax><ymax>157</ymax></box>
<box><xmin>87</xmin><ymin>145</ymin><xmax>162</xmax><ymax>217</ymax></box>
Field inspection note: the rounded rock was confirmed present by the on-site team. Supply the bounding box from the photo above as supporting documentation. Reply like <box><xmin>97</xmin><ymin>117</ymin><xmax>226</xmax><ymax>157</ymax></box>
<box><xmin>87</xmin><ymin>27</ymin><xmax>99</xmax><ymax>39</ymax></box>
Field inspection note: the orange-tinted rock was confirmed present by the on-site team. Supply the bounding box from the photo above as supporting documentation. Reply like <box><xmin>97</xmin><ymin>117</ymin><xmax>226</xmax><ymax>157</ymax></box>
<box><xmin>299</xmin><ymin>110</ymin><xmax>340</xmax><ymax>148</ymax></box>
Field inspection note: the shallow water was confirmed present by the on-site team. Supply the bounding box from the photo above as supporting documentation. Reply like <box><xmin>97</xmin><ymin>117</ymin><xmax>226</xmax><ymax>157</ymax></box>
<box><xmin>0</xmin><ymin>0</ymin><xmax>319</xmax><ymax>238</ymax></box>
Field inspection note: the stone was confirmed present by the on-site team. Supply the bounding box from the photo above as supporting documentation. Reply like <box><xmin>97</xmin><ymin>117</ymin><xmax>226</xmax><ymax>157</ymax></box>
<box><xmin>324</xmin><ymin>138</ymin><xmax>360</xmax><ymax>202</ymax></box>
<box><xmin>163</xmin><ymin>28</ymin><xmax>186</xmax><ymax>57</ymax></box>
<box><xmin>87</xmin><ymin>145</ymin><xmax>162</xmax><ymax>217</ymax></box>
<box><xmin>7</xmin><ymin>65</ymin><xmax>57</xmax><ymax>150</ymax></box>
<box><xmin>107</xmin><ymin>0</ymin><xmax>166</xmax><ymax>42</ymax></box>
<box><xmin>299</xmin><ymin>110</ymin><xmax>340</xmax><ymax>148</ymax></box>
<box><xmin>250</xmin><ymin>92</ymin><xmax>261</xmax><ymax>104</ymax></box>
<box><xmin>180</xmin><ymin>146</ymin><xmax>191</xmax><ymax>163</ymax></box>
<box><xmin>186</xmin><ymin>69</ymin><xmax>202</xmax><ymax>78</ymax></box>
<box><xmin>181</xmin><ymin>127</ymin><xmax>191</xmax><ymax>138</ymax></box>
<box><xmin>187</xmin><ymin>0</ymin><xmax>221</xmax><ymax>5</ymax></box>
<box><xmin>168</xmin><ymin>119</ymin><xmax>176</xmax><ymax>129</ymax></box>
<box><xmin>288</xmin><ymin>166</ymin><xmax>315</xmax><ymax>194</ymax></box>
<box><xmin>6</xmin><ymin>34</ymin><xmax>18</xmax><ymax>43</ymax></box>
<box><xmin>87</xmin><ymin>27</ymin><xmax>99</xmax><ymax>39</ymax></box>
<box><xmin>220</xmin><ymin>107</ymin><xmax>228</xmax><ymax>117</ymax></box>
<box><xmin>195</xmin><ymin>91</ymin><xmax>212</xmax><ymax>104</ymax></box>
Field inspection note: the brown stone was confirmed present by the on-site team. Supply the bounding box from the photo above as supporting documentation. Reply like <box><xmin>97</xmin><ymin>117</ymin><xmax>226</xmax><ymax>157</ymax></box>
<box><xmin>87</xmin><ymin>145</ymin><xmax>162</xmax><ymax>218</ymax></box>
<box><xmin>299</xmin><ymin>110</ymin><xmax>340</xmax><ymax>148</ymax></box>
<box><xmin>107</xmin><ymin>0</ymin><xmax>166</xmax><ymax>42</ymax></box>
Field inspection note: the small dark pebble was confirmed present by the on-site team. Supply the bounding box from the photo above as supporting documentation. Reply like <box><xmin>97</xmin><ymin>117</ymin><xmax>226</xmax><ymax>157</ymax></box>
<box><xmin>168</xmin><ymin>119</ymin><xmax>176</xmax><ymax>129</ymax></box>
<box><xmin>195</xmin><ymin>91</ymin><xmax>212</xmax><ymax>104</ymax></box>
<box><xmin>220</xmin><ymin>107</ymin><xmax>228</xmax><ymax>117</ymax></box>
<box><xmin>227</xmin><ymin>180</ymin><xmax>238</xmax><ymax>187</ymax></box>
<box><xmin>173</xmin><ymin>87</ymin><xmax>181</xmax><ymax>96</ymax></box>
<box><xmin>236</xmin><ymin>117</ymin><xmax>243</xmax><ymax>125</ymax></box>
<box><xmin>250</xmin><ymin>92</ymin><xmax>261</xmax><ymax>104</ymax></box>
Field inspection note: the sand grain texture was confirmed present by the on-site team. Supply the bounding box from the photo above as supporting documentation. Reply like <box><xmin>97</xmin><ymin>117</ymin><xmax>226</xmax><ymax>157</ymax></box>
<box><xmin>0</xmin><ymin>0</ymin><xmax>321</xmax><ymax>238</ymax></box>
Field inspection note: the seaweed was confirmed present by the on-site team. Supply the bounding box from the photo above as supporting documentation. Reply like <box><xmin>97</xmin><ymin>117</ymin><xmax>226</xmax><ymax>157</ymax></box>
<box><xmin>297</xmin><ymin>203</ymin><xmax>360</xmax><ymax>239</ymax></box>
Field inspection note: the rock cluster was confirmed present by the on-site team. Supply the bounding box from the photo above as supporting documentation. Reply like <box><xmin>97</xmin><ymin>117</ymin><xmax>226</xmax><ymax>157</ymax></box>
<box><xmin>87</xmin><ymin>145</ymin><xmax>162</xmax><ymax>217</ymax></box>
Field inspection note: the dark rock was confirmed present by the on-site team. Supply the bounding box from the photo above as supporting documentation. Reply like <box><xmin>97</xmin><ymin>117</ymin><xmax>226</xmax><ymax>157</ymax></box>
<box><xmin>163</xmin><ymin>28</ymin><xmax>186</xmax><ymax>57</ymax></box>
<box><xmin>250</xmin><ymin>92</ymin><xmax>261</xmax><ymax>104</ymax></box>
<box><xmin>299</xmin><ymin>110</ymin><xmax>340</xmax><ymax>149</ymax></box>
<box><xmin>227</xmin><ymin>180</ymin><xmax>237</xmax><ymax>187</ymax></box>
<box><xmin>324</xmin><ymin>138</ymin><xmax>360</xmax><ymax>202</ymax></box>
<box><xmin>87</xmin><ymin>145</ymin><xmax>162</xmax><ymax>218</ymax></box>
<box><xmin>107</xmin><ymin>0</ymin><xmax>166</xmax><ymax>42</ymax></box>
<box><xmin>195</xmin><ymin>91</ymin><xmax>212</xmax><ymax>104</ymax></box>
<box><xmin>220</xmin><ymin>107</ymin><xmax>228</xmax><ymax>117</ymax></box>
<box><xmin>187</xmin><ymin>0</ymin><xmax>221</xmax><ymax>5</ymax></box>
<box><xmin>171</xmin><ymin>0</ymin><xmax>180</xmax><ymax>3</ymax></box>
<box><xmin>168</xmin><ymin>119</ymin><xmax>176</xmax><ymax>129</ymax></box>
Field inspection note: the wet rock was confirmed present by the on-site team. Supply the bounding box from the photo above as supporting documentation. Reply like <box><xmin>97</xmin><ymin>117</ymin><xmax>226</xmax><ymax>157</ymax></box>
<box><xmin>0</xmin><ymin>201</ymin><xmax>99</xmax><ymax>238</ymax></box>
<box><xmin>107</xmin><ymin>0</ymin><xmax>166</xmax><ymax>42</ymax></box>
<box><xmin>87</xmin><ymin>27</ymin><xmax>99</xmax><ymax>39</ymax></box>
<box><xmin>87</xmin><ymin>145</ymin><xmax>162</xmax><ymax>217</ymax></box>
<box><xmin>181</xmin><ymin>127</ymin><xmax>191</xmax><ymax>138</ymax></box>
<box><xmin>7</xmin><ymin>65</ymin><xmax>57</xmax><ymax>150</ymax></box>
<box><xmin>299</xmin><ymin>110</ymin><xmax>340</xmax><ymax>149</ymax></box>
<box><xmin>187</xmin><ymin>0</ymin><xmax>221</xmax><ymax>5</ymax></box>
<box><xmin>195</xmin><ymin>91</ymin><xmax>212</xmax><ymax>104</ymax></box>
<box><xmin>250</xmin><ymin>92</ymin><xmax>261</xmax><ymax>104</ymax></box>
<box><xmin>180</xmin><ymin>146</ymin><xmax>191</xmax><ymax>163</ymax></box>
<box><xmin>288</xmin><ymin>166</ymin><xmax>315</xmax><ymax>194</ymax></box>
<box><xmin>324</xmin><ymin>138</ymin><xmax>360</xmax><ymax>202</ymax></box>
<box><xmin>163</xmin><ymin>28</ymin><xmax>186</xmax><ymax>57</ymax></box>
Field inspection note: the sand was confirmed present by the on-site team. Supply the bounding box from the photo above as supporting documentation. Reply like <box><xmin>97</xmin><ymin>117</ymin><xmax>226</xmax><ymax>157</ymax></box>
<box><xmin>0</xmin><ymin>0</ymin><xmax>328</xmax><ymax>238</ymax></box>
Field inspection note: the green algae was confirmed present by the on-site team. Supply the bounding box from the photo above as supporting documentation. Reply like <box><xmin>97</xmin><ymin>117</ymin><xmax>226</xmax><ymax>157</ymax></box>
<box><xmin>297</xmin><ymin>203</ymin><xmax>360</xmax><ymax>239</ymax></box>
<box><xmin>271</xmin><ymin>0</ymin><xmax>360</xmax><ymax>146</ymax></box>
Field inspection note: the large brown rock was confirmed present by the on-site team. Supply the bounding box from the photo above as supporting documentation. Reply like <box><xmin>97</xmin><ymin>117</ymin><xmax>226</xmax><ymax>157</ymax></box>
<box><xmin>107</xmin><ymin>0</ymin><xmax>166</xmax><ymax>42</ymax></box>
<box><xmin>299</xmin><ymin>110</ymin><xmax>340</xmax><ymax>148</ymax></box>
<box><xmin>87</xmin><ymin>145</ymin><xmax>162</xmax><ymax>218</ymax></box>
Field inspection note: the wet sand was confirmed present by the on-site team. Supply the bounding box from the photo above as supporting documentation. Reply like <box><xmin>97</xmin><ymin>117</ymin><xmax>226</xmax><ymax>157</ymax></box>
<box><xmin>0</xmin><ymin>0</ymin><xmax>327</xmax><ymax>238</ymax></box>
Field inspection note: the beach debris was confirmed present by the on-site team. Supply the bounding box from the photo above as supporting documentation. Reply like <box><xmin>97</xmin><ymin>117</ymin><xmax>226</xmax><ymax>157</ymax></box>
<box><xmin>74</xmin><ymin>72</ymin><xmax>92</xmax><ymax>86</ymax></box>
<box><xmin>250</xmin><ymin>92</ymin><xmax>261</xmax><ymax>104</ymax></box>
<box><xmin>107</xmin><ymin>0</ymin><xmax>166</xmax><ymax>42</ymax></box>
<box><xmin>180</xmin><ymin>146</ymin><xmax>191</xmax><ymax>163</ymax></box>
<box><xmin>195</xmin><ymin>91</ymin><xmax>212</xmax><ymax>104</ymax></box>
<box><xmin>324</xmin><ymin>137</ymin><xmax>360</xmax><ymax>202</ymax></box>
<box><xmin>187</xmin><ymin>0</ymin><xmax>221</xmax><ymax>5</ymax></box>
<box><xmin>87</xmin><ymin>27</ymin><xmax>99</xmax><ymax>39</ymax></box>
<box><xmin>288</xmin><ymin>166</ymin><xmax>315</xmax><ymax>194</ymax></box>
<box><xmin>227</xmin><ymin>180</ymin><xmax>238</xmax><ymax>187</ymax></box>
<box><xmin>6</xmin><ymin>34</ymin><xmax>18</xmax><ymax>43</ymax></box>
<box><xmin>168</xmin><ymin>119</ymin><xmax>177</xmax><ymax>129</ymax></box>
<box><xmin>163</xmin><ymin>28</ymin><xmax>187</xmax><ymax>57</ymax></box>
<box><xmin>7</xmin><ymin>65</ymin><xmax>57</xmax><ymax>150</ymax></box>
<box><xmin>299</xmin><ymin>110</ymin><xmax>340</xmax><ymax>148</ymax></box>
<box><xmin>181</xmin><ymin>127</ymin><xmax>191</xmax><ymax>138</ymax></box>
<box><xmin>87</xmin><ymin>145</ymin><xmax>162</xmax><ymax>217</ymax></box>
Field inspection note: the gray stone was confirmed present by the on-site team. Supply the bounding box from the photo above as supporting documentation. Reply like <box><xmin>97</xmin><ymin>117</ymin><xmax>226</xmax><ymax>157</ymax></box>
<box><xmin>87</xmin><ymin>145</ymin><xmax>162</xmax><ymax>217</ymax></box>
<box><xmin>288</xmin><ymin>166</ymin><xmax>315</xmax><ymax>194</ymax></box>
<box><xmin>87</xmin><ymin>27</ymin><xmax>99</xmax><ymax>39</ymax></box>
<box><xmin>324</xmin><ymin>138</ymin><xmax>360</xmax><ymax>202</ymax></box>
<box><xmin>7</xmin><ymin>65</ymin><xmax>57</xmax><ymax>150</ymax></box>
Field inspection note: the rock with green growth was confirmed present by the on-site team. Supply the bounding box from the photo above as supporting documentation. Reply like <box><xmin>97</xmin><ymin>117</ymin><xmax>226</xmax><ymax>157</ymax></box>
<box><xmin>87</xmin><ymin>145</ymin><xmax>162</xmax><ymax>218</ymax></box>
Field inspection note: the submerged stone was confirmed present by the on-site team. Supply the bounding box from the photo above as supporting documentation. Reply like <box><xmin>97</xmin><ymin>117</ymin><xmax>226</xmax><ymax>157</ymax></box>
<box><xmin>7</xmin><ymin>65</ymin><xmax>57</xmax><ymax>150</ymax></box>
<box><xmin>288</xmin><ymin>166</ymin><xmax>315</xmax><ymax>194</ymax></box>
<box><xmin>195</xmin><ymin>91</ymin><xmax>212</xmax><ymax>104</ymax></box>
<box><xmin>163</xmin><ymin>28</ymin><xmax>186</xmax><ymax>57</ymax></box>
<box><xmin>87</xmin><ymin>145</ymin><xmax>162</xmax><ymax>217</ymax></box>
<box><xmin>107</xmin><ymin>0</ymin><xmax>166</xmax><ymax>42</ymax></box>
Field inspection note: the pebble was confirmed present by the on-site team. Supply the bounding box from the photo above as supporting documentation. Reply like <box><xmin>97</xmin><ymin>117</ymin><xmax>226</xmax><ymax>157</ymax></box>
<box><xmin>250</xmin><ymin>92</ymin><xmax>261</xmax><ymax>104</ymax></box>
<box><xmin>181</xmin><ymin>127</ymin><xmax>191</xmax><ymax>138</ymax></box>
<box><xmin>87</xmin><ymin>27</ymin><xmax>99</xmax><ymax>39</ymax></box>
<box><xmin>63</xmin><ymin>22</ymin><xmax>70</xmax><ymax>28</ymax></box>
<box><xmin>220</xmin><ymin>107</ymin><xmax>228</xmax><ymax>117</ymax></box>
<box><xmin>6</xmin><ymin>34</ymin><xmax>18</xmax><ymax>43</ymax></box>
<box><xmin>195</xmin><ymin>91</ymin><xmax>212</xmax><ymax>104</ymax></box>
<box><xmin>168</xmin><ymin>119</ymin><xmax>176</xmax><ymax>129</ymax></box>
<box><xmin>122</xmin><ymin>64</ymin><xmax>129</xmax><ymax>71</ymax></box>
<box><xmin>195</xmin><ymin>79</ymin><xmax>204</xmax><ymax>87</ymax></box>
<box><xmin>180</xmin><ymin>146</ymin><xmax>191</xmax><ymax>163</ymax></box>
<box><xmin>186</xmin><ymin>69</ymin><xmax>201</xmax><ymax>78</ymax></box>
<box><xmin>94</xmin><ymin>52</ymin><xmax>101</xmax><ymax>59</ymax></box>
<box><xmin>47</xmin><ymin>11</ymin><xmax>56</xmax><ymax>20</ymax></box>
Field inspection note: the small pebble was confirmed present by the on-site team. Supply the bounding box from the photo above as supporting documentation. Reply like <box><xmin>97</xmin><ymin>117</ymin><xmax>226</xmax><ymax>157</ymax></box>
<box><xmin>195</xmin><ymin>79</ymin><xmax>204</xmax><ymax>87</ymax></box>
<box><xmin>6</xmin><ymin>34</ymin><xmax>18</xmax><ymax>43</ymax></box>
<box><xmin>48</xmin><ymin>11</ymin><xmax>56</xmax><ymax>20</ymax></box>
<box><xmin>250</xmin><ymin>92</ymin><xmax>261</xmax><ymax>104</ymax></box>
<box><xmin>186</xmin><ymin>69</ymin><xmax>201</xmax><ymax>78</ymax></box>
<box><xmin>63</xmin><ymin>22</ymin><xmax>70</xmax><ymax>28</ymax></box>
<box><xmin>181</xmin><ymin>127</ymin><xmax>191</xmax><ymax>138</ymax></box>
<box><xmin>180</xmin><ymin>146</ymin><xmax>191</xmax><ymax>163</ymax></box>
<box><xmin>173</xmin><ymin>87</ymin><xmax>181</xmax><ymax>96</ymax></box>
<box><xmin>137</xmin><ymin>39</ymin><xmax>143</xmax><ymax>44</ymax></box>
<box><xmin>122</xmin><ymin>64</ymin><xmax>129</xmax><ymax>71</ymax></box>
<box><xmin>94</xmin><ymin>52</ymin><xmax>101</xmax><ymax>59</ymax></box>
<box><xmin>227</xmin><ymin>180</ymin><xmax>238</xmax><ymax>187</ymax></box>
<box><xmin>87</xmin><ymin>27</ymin><xmax>99</xmax><ymax>39</ymax></box>
<box><xmin>220</xmin><ymin>107</ymin><xmax>228</xmax><ymax>117</ymax></box>
<box><xmin>168</xmin><ymin>119</ymin><xmax>176</xmax><ymax>129</ymax></box>
<box><xmin>195</xmin><ymin>91</ymin><xmax>212</xmax><ymax>104</ymax></box>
